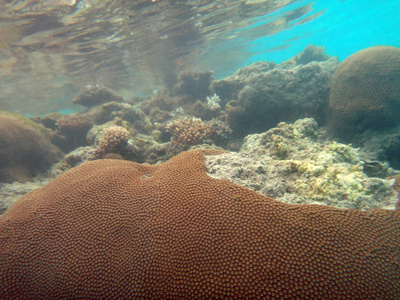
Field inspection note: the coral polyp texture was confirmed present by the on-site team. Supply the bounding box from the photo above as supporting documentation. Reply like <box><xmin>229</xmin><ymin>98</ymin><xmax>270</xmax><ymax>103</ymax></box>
<box><xmin>92</xmin><ymin>126</ymin><xmax>130</xmax><ymax>158</ymax></box>
<box><xmin>1</xmin><ymin>149</ymin><xmax>400</xmax><ymax>299</ymax></box>
<box><xmin>0</xmin><ymin>112</ymin><xmax>60</xmax><ymax>183</ymax></box>
<box><xmin>328</xmin><ymin>46</ymin><xmax>400</xmax><ymax>139</ymax></box>
<box><xmin>72</xmin><ymin>84</ymin><xmax>123</xmax><ymax>108</ymax></box>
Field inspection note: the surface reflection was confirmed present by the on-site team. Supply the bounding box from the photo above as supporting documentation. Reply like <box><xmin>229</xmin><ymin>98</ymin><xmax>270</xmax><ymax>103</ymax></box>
<box><xmin>0</xmin><ymin>0</ymin><xmax>317</xmax><ymax>115</ymax></box>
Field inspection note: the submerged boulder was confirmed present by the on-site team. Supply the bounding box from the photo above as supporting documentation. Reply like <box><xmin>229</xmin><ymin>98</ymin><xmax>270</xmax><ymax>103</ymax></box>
<box><xmin>211</xmin><ymin>50</ymin><xmax>339</xmax><ymax>137</ymax></box>
<box><xmin>0</xmin><ymin>112</ymin><xmax>61</xmax><ymax>183</ymax></box>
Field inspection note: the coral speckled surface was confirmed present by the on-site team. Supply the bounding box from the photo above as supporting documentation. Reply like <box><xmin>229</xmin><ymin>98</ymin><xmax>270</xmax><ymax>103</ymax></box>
<box><xmin>329</xmin><ymin>46</ymin><xmax>400</xmax><ymax>139</ymax></box>
<box><xmin>1</xmin><ymin>149</ymin><xmax>400</xmax><ymax>299</ymax></box>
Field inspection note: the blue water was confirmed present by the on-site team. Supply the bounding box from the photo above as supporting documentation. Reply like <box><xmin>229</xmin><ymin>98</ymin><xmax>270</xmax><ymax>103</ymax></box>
<box><xmin>216</xmin><ymin>0</ymin><xmax>400</xmax><ymax>78</ymax></box>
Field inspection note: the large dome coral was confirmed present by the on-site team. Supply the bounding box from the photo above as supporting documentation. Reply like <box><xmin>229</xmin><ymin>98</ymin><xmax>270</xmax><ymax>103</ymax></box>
<box><xmin>328</xmin><ymin>46</ymin><xmax>400</xmax><ymax>139</ymax></box>
<box><xmin>0</xmin><ymin>112</ymin><xmax>61</xmax><ymax>182</ymax></box>
<box><xmin>1</xmin><ymin>150</ymin><xmax>400</xmax><ymax>299</ymax></box>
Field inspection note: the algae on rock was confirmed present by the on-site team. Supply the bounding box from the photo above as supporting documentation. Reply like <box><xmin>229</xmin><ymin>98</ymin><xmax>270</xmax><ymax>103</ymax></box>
<box><xmin>206</xmin><ymin>118</ymin><xmax>398</xmax><ymax>210</ymax></box>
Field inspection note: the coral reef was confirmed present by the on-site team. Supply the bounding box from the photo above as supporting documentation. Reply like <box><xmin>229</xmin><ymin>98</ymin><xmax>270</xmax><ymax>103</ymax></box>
<box><xmin>166</xmin><ymin>117</ymin><xmax>214</xmax><ymax>146</ymax></box>
<box><xmin>205</xmin><ymin>93</ymin><xmax>221</xmax><ymax>111</ymax></box>
<box><xmin>288</xmin><ymin>45</ymin><xmax>331</xmax><ymax>65</ymax></box>
<box><xmin>171</xmin><ymin>70</ymin><xmax>214</xmax><ymax>101</ymax></box>
<box><xmin>72</xmin><ymin>84</ymin><xmax>123</xmax><ymax>108</ymax></box>
<box><xmin>41</xmin><ymin>112</ymin><xmax>63</xmax><ymax>130</ymax></box>
<box><xmin>211</xmin><ymin>54</ymin><xmax>339</xmax><ymax>136</ymax></box>
<box><xmin>206</xmin><ymin>118</ymin><xmax>398</xmax><ymax>210</ymax></box>
<box><xmin>54</xmin><ymin>115</ymin><xmax>93</xmax><ymax>152</ymax></box>
<box><xmin>392</xmin><ymin>175</ymin><xmax>400</xmax><ymax>209</ymax></box>
<box><xmin>1</xmin><ymin>150</ymin><xmax>400</xmax><ymax>299</ymax></box>
<box><xmin>225</xmin><ymin>106</ymin><xmax>252</xmax><ymax>137</ymax></box>
<box><xmin>328</xmin><ymin>46</ymin><xmax>400</xmax><ymax>139</ymax></box>
<box><xmin>90</xmin><ymin>126</ymin><xmax>130</xmax><ymax>159</ymax></box>
<box><xmin>352</xmin><ymin>127</ymin><xmax>400</xmax><ymax>170</ymax></box>
<box><xmin>166</xmin><ymin>117</ymin><xmax>231</xmax><ymax>148</ymax></box>
<box><xmin>0</xmin><ymin>112</ymin><xmax>61</xmax><ymax>183</ymax></box>
<box><xmin>87</xmin><ymin>101</ymin><xmax>150</xmax><ymax>133</ymax></box>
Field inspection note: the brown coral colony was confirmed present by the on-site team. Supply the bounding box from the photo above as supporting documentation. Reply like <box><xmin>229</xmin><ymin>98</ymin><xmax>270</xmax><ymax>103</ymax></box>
<box><xmin>0</xmin><ymin>150</ymin><xmax>399</xmax><ymax>299</ymax></box>
<box><xmin>1</xmin><ymin>45</ymin><xmax>400</xmax><ymax>299</ymax></box>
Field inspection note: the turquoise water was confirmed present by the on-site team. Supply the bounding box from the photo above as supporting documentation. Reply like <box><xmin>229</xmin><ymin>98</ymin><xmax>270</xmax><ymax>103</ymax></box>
<box><xmin>213</xmin><ymin>0</ymin><xmax>400</xmax><ymax>78</ymax></box>
<box><xmin>253</xmin><ymin>0</ymin><xmax>400</xmax><ymax>61</ymax></box>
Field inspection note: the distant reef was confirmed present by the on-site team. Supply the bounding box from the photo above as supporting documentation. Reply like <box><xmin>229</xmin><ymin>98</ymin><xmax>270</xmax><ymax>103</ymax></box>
<box><xmin>211</xmin><ymin>45</ymin><xmax>339</xmax><ymax>137</ymax></box>
<box><xmin>2</xmin><ymin>45</ymin><xmax>400</xmax><ymax>214</ymax></box>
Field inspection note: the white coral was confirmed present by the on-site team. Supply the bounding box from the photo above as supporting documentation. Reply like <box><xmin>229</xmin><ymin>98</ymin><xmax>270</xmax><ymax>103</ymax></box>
<box><xmin>206</xmin><ymin>94</ymin><xmax>221</xmax><ymax>111</ymax></box>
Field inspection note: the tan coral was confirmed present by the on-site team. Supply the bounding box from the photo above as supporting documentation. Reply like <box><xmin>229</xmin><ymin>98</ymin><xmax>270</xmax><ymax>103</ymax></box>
<box><xmin>166</xmin><ymin>117</ymin><xmax>214</xmax><ymax>146</ymax></box>
<box><xmin>92</xmin><ymin>126</ymin><xmax>130</xmax><ymax>158</ymax></box>
<box><xmin>1</xmin><ymin>149</ymin><xmax>400</xmax><ymax>299</ymax></box>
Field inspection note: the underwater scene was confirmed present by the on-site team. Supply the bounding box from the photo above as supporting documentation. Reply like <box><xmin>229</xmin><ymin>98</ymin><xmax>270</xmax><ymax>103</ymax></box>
<box><xmin>1</xmin><ymin>0</ymin><xmax>400</xmax><ymax>299</ymax></box>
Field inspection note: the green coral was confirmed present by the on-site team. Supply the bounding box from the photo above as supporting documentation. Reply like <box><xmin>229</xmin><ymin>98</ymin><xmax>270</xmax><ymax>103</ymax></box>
<box><xmin>0</xmin><ymin>111</ymin><xmax>46</xmax><ymax>134</ymax></box>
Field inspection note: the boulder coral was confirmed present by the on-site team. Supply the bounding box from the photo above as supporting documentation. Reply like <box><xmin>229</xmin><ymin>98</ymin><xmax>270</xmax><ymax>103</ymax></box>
<box><xmin>0</xmin><ymin>112</ymin><xmax>61</xmax><ymax>183</ymax></box>
<box><xmin>1</xmin><ymin>149</ymin><xmax>400</xmax><ymax>299</ymax></box>
<box><xmin>328</xmin><ymin>46</ymin><xmax>400</xmax><ymax>139</ymax></box>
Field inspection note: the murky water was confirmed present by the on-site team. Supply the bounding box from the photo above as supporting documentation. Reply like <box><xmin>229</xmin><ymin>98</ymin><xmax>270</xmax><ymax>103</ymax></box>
<box><xmin>0</xmin><ymin>0</ymin><xmax>330</xmax><ymax>115</ymax></box>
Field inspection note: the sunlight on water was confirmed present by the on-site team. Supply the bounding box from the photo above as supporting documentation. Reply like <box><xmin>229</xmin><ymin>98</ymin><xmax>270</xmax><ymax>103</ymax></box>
<box><xmin>0</xmin><ymin>0</ymin><xmax>399</xmax><ymax>115</ymax></box>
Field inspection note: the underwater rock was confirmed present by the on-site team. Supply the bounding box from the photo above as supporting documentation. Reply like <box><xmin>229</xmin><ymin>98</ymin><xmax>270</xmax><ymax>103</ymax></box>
<box><xmin>328</xmin><ymin>46</ymin><xmax>400</xmax><ymax>140</ymax></box>
<box><xmin>211</xmin><ymin>56</ymin><xmax>339</xmax><ymax>136</ymax></box>
<box><xmin>393</xmin><ymin>175</ymin><xmax>400</xmax><ymax>209</ymax></box>
<box><xmin>0</xmin><ymin>112</ymin><xmax>62</xmax><ymax>183</ymax></box>
<box><xmin>188</xmin><ymin>99</ymin><xmax>221</xmax><ymax>121</ymax></box>
<box><xmin>1</xmin><ymin>149</ymin><xmax>400</xmax><ymax>299</ymax></box>
<box><xmin>72</xmin><ymin>84</ymin><xmax>123</xmax><ymax>108</ymax></box>
<box><xmin>288</xmin><ymin>44</ymin><xmax>331</xmax><ymax>65</ymax></box>
<box><xmin>225</xmin><ymin>106</ymin><xmax>252</xmax><ymax>138</ymax></box>
<box><xmin>41</xmin><ymin>112</ymin><xmax>63</xmax><ymax>130</ymax></box>
<box><xmin>0</xmin><ymin>180</ymin><xmax>48</xmax><ymax>215</ymax></box>
<box><xmin>352</xmin><ymin>127</ymin><xmax>400</xmax><ymax>171</ymax></box>
<box><xmin>53</xmin><ymin>115</ymin><xmax>93</xmax><ymax>152</ymax></box>
<box><xmin>171</xmin><ymin>70</ymin><xmax>214</xmax><ymax>101</ymax></box>
<box><xmin>63</xmin><ymin>146</ymin><xmax>94</xmax><ymax>167</ymax></box>
<box><xmin>206</xmin><ymin>118</ymin><xmax>398</xmax><ymax>210</ymax></box>
<box><xmin>87</xmin><ymin>101</ymin><xmax>151</xmax><ymax>133</ymax></box>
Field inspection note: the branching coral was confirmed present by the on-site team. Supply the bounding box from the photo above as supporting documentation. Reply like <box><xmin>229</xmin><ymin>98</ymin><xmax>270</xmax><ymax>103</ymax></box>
<box><xmin>91</xmin><ymin>126</ymin><xmax>130</xmax><ymax>158</ymax></box>
<box><xmin>166</xmin><ymin>117</ymin><xmax>232</xmax><ymax>148</ymax></box>
<box><xmin>166</xmin><ymin>117</ymin><xmax>214</xmax><ymax>146</ymax></box>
